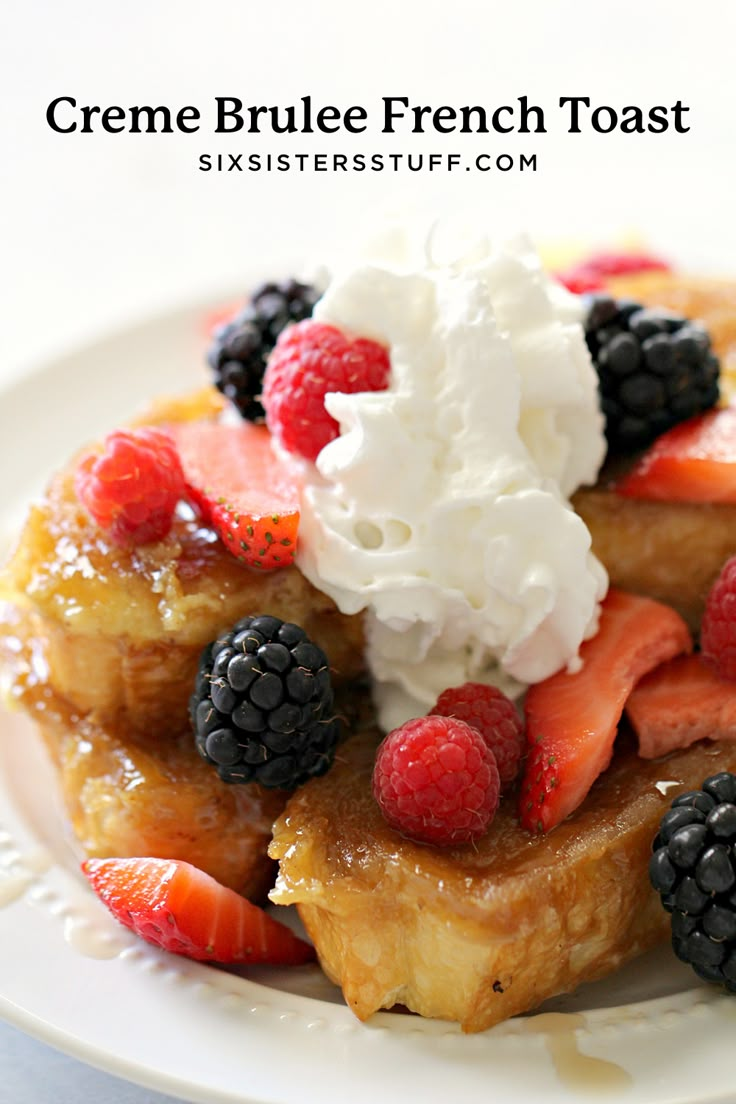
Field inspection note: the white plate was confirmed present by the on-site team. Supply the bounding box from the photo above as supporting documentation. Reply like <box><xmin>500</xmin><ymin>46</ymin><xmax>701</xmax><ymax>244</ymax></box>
<box><xmin>1</xmin><ymin>304</ymin><xmax>735</xmax><ymax>1104</ymax></box>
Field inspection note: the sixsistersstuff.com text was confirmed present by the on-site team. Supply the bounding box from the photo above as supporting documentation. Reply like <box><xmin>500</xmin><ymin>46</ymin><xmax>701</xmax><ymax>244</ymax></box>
<box><xmin>44</xmin><ymin>95</ymin><xmax>692</xmax><ymax>175</ymax></box>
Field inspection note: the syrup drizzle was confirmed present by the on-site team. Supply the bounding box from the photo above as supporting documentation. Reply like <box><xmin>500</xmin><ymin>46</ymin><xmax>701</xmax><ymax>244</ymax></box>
<box><xmin>0</xmin><ymin>841</ymin><xmax>129</xmax><ymax>958</ymax></box>
<box><xmin>0</xmin><ymin>870</ymin><xmax>34</xmax><ymax>907</ymax></box>
<box><xmin>525</xmin><ymin>1012</ymin><xmax>632</xmax><ymax>1093</ymax></box>
<box><xmin>63</xmin><ymin>914</ymin><xmax>128</xmax><ymax>960</ymax></box>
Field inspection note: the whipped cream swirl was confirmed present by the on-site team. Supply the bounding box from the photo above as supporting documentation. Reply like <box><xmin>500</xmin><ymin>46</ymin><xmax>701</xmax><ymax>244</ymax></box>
<box><xmin>296</xmin><ymin>234</ymin><xmax>609</xmax><ymax>730</ymax></box>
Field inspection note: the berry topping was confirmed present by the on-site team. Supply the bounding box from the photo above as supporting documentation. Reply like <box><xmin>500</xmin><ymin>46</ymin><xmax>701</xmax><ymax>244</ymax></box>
<box><xmin>430</xmin><ymin>682</ymin><xmax>524</xmax><ymax>787</ymax></box>
<box><xmin>208</xmin><ymin>279</ymin><xmax>320</xmax><ymax>421</ymax></box>
<box><xmin>75</xmin><ymin>427</ymin><xmax>185</xmax><ymax>546</ymax></box>
<box><xmin>627</xmin><ymin>654</ymin><xmax>736</xmax><ymax>759</ymax></box>
<box><xmin>190</xmin><ymin>614</ymin><xmax>339</xmax><ymax>789</ymax></box>
<box><xmin>172</xmin><ymin>421</ymin><xmax>300</xmax><ymax>570</ymax></box>
<box><xmin>650</xmin><ymin>774</ymin><xmax>736</xmax><ymax>990</ymax></box>
<box><xmin>584</xmin><ymin>294</ymin><xmax>720</xmax><ymax>454</ymax></box>
<box><xmin>518</xmin><ymin>589</ymin><xmax>692</xmax><ymax>834</ymax></box>
<box><xmin>557</xmin><ymin>250</ymin><xmax>670</xmax><ymax>295</ymax></box>
<box><xmin>262</xmin><ymin>320</ymin><xmax>391</xmax><ymax>462</ymax></box>
<box><xmin>615</xmin><ymin>406</ymin><xmax>736</xmax><ymax>503</ymax></box>
<box><xmin>372</xmin><ymin>715</ymin><xmax>500</xmax><ymax>847</ymax></box>
<box><xmin>82</xmin><ymin>857</ymin><xmax>315</xmax><ymax>965</ymax></box>
<box><xmin>701</xmin><ymin>557</ymin><xmax>736</xmax><ymax>682</ymax></box>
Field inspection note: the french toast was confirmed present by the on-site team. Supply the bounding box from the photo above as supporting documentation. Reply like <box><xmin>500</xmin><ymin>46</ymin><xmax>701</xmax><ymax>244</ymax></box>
<box><xmin>2</xmin><ymin>256</ymin><xmax>736</xmax><ymax>1022</ymax></box>
<box><xmin>573</xmin><ymin>272</ymin><xmax>736</xmax><ymax>631</ymax></box>
<box><xmin>34</xmin><ymin>686</ymin><xmax>286</xmax><ymax>899</ymax></box>
<box><xmin>267</xmin><ymin>272</ymin><xmax>736</xmax><ymax>1027</ymax></box>
<box><xmin>0</xmin><ymin>388</ymin><xmax>363</xmax><ymax>894</ymax></box>
<box><xmin>0</xmin><ymin>389</ymin><xmax>363</xmax><ymax>735</ymax></box>
<box><xmin>270</xmin><ymin>730</ymin><xmax>736</xmax><ymax>1031</ymax></box>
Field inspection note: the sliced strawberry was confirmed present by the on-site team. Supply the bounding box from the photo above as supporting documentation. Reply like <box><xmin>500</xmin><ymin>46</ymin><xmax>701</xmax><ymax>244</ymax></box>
<box><xmin>171</xmin><ymin>421</ymin><xmax>300</xmax><ymax>570</ymax></box>
<box><xmin>616</xmin><ymin>406</ymin><xmax>736</xmax><ymax>504</ymax></box>
<box><xmin>82</xmin><ymin>857</ymin><xmax>315</xmax><ymax>965</ymax></box>
<box><xmin>626</xmin><ymin>654</ymin><xmax>736</xmax><ymax>759</ymax></box>
<box><xmin>556</xmin><ymin>250</ymin><xmax>670</xmax><ymax>294</ymax></box>
<box><xmin>518</xmin><ymin>589</ymin><xmax>692</xmax><ymax>833</ymax></box>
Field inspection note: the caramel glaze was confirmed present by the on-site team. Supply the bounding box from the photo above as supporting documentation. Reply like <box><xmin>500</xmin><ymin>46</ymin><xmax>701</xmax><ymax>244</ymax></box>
<box><xmin>0</xmin><ymin>596</ymin><xmax>284</xmax><ymax>897</ymax></box>
<box><xmin>574</xmin><ymin>272</ymin><xmax>736</xmax><ymax>633</ymax></box>
<box><xmin>271</xmin><ymin>731</ymin><xmax>736</xmax><ymax>1031</ymax></box>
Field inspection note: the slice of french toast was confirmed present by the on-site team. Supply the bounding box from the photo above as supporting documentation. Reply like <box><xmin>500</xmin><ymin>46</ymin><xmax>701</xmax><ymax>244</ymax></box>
<box><xmin>37</xmin><ymin>694</ymin><xmax>286</xmax><ymax>899</ymax></box>
<box><xmin>573</xmin><ymin>271</ymin><xmax>736</xmax><ymax>633</ymax></box>
<box><xmin>0</xmin><ymin>389</ymin><xmax>363</xmax><ymax>897</ymax></box>
<box><xmin>0</xmin><ymin>389</ymin><xmax>363</xmax><ymax>736</ymax></box>
<box><xmin>269</xmin><ymin>730</ymin><xmax>736</xmax><ymax>1030</ymax></box>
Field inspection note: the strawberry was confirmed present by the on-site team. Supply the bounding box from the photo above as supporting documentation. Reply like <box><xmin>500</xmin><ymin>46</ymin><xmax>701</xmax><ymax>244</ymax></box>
<box><xmin>556</xmin><ymin>250</ymin><xmax>670</xmax><ymax>294</ymax></box>
<box><xmin>615</xmin><ymin>406</ymin><xmax>736</xmax><ymax>503</ymax></box>
<box><xmin>81</xmin><ymin>857</ymin><xmax>315</xmax><ymax>965</ymax></box>
<box><xmin>171</xmin><ymin>421</ymin><xmax>300</xmax><ymax>570</ymax></box>
<box><xmin>518</xmin><ymin>589</ymin><xmax>692</xmax><ymax>833</ymax></box>
<box><xmin>626</xmin><ymin>654</ymin><xmax>736</xmax><ymax>760</ymax></box>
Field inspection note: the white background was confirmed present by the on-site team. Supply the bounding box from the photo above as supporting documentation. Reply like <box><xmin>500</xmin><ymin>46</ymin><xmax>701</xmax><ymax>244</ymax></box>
<box><xmin>2</xmin><ymin>0</ymin><xmax>736</xmax><ymax>383</ymax></box>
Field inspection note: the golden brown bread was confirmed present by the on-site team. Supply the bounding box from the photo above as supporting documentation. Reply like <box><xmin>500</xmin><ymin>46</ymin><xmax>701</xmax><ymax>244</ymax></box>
<box><xmin>270</xmin><ymin>731</ymin><xmax>736</xmax><ymax>1030</ymax></box>
<box><xmin>573</xmin><ymin>492</ymin><xmax>736</xmax><ymax>633</ymax></box>
<box><xmin>42</xmin><ymin>700</ymin><xmax>285</xmax><ymax>899</ymax></box>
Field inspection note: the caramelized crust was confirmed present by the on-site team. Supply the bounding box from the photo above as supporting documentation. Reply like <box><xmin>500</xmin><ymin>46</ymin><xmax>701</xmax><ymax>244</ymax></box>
<box><xmin>41</xmin><ymin>706</ymin><xmax>286</xmax><ymax>900</ymax></box>
<box><xmin>270</xmin><ymin>732</ymin><xmax>736</xmax><ymax>1031</ymax></box>
<box><xmin>573</xmin><ymin>492</ymin><xmax>736</xmax><ymax>632</ymax></box>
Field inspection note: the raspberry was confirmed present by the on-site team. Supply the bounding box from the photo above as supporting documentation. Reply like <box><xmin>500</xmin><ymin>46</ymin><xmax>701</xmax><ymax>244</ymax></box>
<box><xmin>700</xmin><ymin>557</ymin><xmax>736</xmax><ymax>681</ymax></box>
<box><xmin>262</xmin><ymin>320</ymin><xmax>391</xmax><ymax>462</ymax></box>
<box><xmin>430</xmin><ymin>682</ymin><xmax>524</xmax><ymax>786</ymax></box>
<box><xmin>75</xmin><ymin>427</ymin><xmax>185</xmax><ymax>545</ymax></box>
<box><xmin>372</xmin><ymin>716</ymin><xmax>500</xmax><ymax>847</ymax></box>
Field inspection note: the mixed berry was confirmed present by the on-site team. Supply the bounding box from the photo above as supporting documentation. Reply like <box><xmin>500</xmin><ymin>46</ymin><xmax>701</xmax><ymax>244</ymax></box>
<box><xmin>556</xmin><ymin>249</ymin><xmax>671</xmax><ymax>295</ymax></box>
<box><xmin>370</xmin><ymin>682</ymin><xmax>523</xmax><ymax>846</ymax></box>
<box><xmin>82</xmin><ymin>857</ymin><xmax>314</xmax><ymax>966</ymax></box>
<box><xmin>172</xmin><ymin>421</ymin><xmax>300</xmax><ymax>570</ymax></box>
<box><xmin>208</xmin><ymin>279</ymin><xmax>320</xmax><ymax>422</ymax></box>
<box><xmin>190</xmin><ymin>614</ymin><xmax>340</xmax><ymax>789</ymax></box>
<box><xmin>430</xmin><ymin>682</ymin><xmax>524</xmax><ymax>787</ymax></box>
<box><xmin>650</xmin><ymin>774</ymin><xmax>736</xmax><ymax>990</ymax></box>
<box><xmin>584</xmin><ymin>293</ymin><xmax>720</xmax><ymax>454</ymax></box>
<box><xmin>372</xmin><ymin>714</ymin><xmax>501</xmax><ymax>847</ymax></box>
<box><xmin>700</xmin><ymin>556</ymin><xmax>736</xmax><ymax>682</ymax></box>
<box><xmin>75</xmin><ymin>426</ymin><xmax>185</xmax><ymax>545</ymax></box>
<box><xmin>262</xmin><ymin>319</ymin><xmax>391</xmax><ymax>462</ymax></box>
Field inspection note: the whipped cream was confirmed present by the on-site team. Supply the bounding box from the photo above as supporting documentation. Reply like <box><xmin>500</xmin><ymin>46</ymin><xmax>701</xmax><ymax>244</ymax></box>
<box><xmin>296</xmin><ymin>234</ymin><xmax>609</xmax><ymax>731</ymax></box>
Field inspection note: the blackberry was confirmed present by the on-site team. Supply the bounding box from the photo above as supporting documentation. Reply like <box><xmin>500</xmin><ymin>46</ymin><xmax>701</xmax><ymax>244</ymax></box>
<box><xmin>650</xmin><ymin>772</ymin><xmax>736</xmax><ymax>991</ymax></box>
<box><xmin>584</xmin><ymin>294</ymin><xmax>720</xmax><ymax>454</ymax></box>
<box><xmin>190</xmin><ymin>614</ymin><xmax>340</xmax><ymax>789</ymax></box>
<box><xmin>208</xmin><ymin>280</ymin><xmax>320</xmax><ymax>421</ymax></box>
